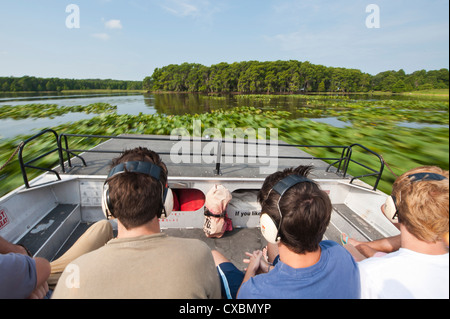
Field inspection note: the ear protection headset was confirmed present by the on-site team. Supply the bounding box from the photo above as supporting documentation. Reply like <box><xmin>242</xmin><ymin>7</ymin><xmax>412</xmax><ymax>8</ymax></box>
<box><xmin>260</xmin><ymin>174</ymin><xmax>315</xmax><ymax>244</ymax></box>
<box><xmin>101</xmin><ymin>161</ymin><xmax>173</xmax><ymax>220</ymax></box>
<box><xmin>383</xmin><ymin>172</ymin><xmax>448</xmax><ymax>221</ymax></box>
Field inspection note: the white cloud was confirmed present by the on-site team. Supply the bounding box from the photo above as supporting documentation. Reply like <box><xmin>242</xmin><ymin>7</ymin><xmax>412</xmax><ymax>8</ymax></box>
<box><xmin>160</xmin><ymin>0</ymin><xmax>221</xmax><ymax>21</ymax></box>
<box><xmin>105</xmin><ymin>19</ymin><xmax>123</xmax><ymax>30</ymax></box>
<box><xmin>162</xmin><ymin>0</ymin><xmax>199</xmax><ymax>17</ymax></box>
<box><xmin>91</xmin><ymin>33</ymin><xmax>110</xmax><ymax>41</ymax></box>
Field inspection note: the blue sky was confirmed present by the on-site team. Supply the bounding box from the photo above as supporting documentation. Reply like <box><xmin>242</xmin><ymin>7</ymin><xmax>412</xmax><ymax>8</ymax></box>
<box><xmin>0</xmin><ymin>0</ymin><xmax>448</xmax><ymax>81</ymax></box>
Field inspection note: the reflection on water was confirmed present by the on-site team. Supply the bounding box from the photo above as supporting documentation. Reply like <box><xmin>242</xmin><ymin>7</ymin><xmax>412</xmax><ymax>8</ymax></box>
<box><xmin>150</xmin><ymin>93</ymin><xmax>231</xmax><ymax>115</ymax></box>
<box><xmin>398</xmin><ymin>122</ymin><xmax>449</xmax><ymax>129</ymax></box>
<box><xmin>149</xmin><ymin>93</ymin><xmax>311</xmax><ymax>115</ymax></box>
<box><xmin>302</xmin><ymin>117</ymin><xmax>351</xmax><ymax>128</ymax></box>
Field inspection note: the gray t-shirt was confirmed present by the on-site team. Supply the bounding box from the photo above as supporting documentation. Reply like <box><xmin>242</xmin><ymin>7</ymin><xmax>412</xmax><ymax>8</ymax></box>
<box><xmin>52</xmin><ymin>233</ymin><xmax>221</xmax><ymax>299</ymax></box>
<box><xmin>0</xmin><ymin>253</ymin><xmax>36</xmax><ymax>299</ymax></box>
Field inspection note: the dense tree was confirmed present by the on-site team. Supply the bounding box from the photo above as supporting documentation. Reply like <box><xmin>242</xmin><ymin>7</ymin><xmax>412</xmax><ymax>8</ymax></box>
<box><xmin>0</xmin><ymin>76</ymin><xmax>142</xmax><ymax>92</ymax></box>
<box><xmin>2</xmin><ymin>62</ymin><xmax>447</xmax><ymax>94</ymax></box>
<box><xmin>147</xmin><ymin>61</ymin><xmax>449</xmax><ymax>94</ymax></box>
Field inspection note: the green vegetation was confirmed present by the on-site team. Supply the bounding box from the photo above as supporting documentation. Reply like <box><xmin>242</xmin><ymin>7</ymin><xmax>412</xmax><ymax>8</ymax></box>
<box><xmin>293</xmin><ymin>96</ymin><xmax>449</xmax><ymax>126</ymax></box>
<box><xmin>0</xmin><ymin>103</ymin><xmax>117</xmax><ymax>119</ymax></box>
<box><xmin>399</xmin><ymin>88</ymin><xmax>449</xmax><ymax>95</ymax></box>
<box><xmin>0</xmin><ymin>76</ymin><xmax>142</xmax><ymax>92</ymax></box>
<box><xmin>0</xmin><ymin>95</ymin><xmax>448</xmax><ymax>197</ymax></box>
<box><xmin>145</xmin><ymin>61</ymin><xmax>449</xmax><ymax>94</ymax></box>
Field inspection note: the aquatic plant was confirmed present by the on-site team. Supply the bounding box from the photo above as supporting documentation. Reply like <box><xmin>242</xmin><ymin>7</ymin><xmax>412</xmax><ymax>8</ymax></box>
<box><xmin>0</xmin><ymin>103</ymin><xmax>117</xmax><ymax>120</ymax></box>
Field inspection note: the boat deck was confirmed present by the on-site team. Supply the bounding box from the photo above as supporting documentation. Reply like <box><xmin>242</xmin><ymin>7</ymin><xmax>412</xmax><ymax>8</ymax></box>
<box><xmin>57</xmin><ymin>134</ymin><xmax>345</xmax><ymax>180</ymax></box>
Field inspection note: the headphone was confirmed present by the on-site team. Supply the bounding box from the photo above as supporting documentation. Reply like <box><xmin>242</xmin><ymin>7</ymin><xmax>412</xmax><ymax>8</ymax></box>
<box><xmin>383</xmin><ymin>172</ymin><xmax>448</xmax><ymax>221</ymax></box>
<box><xmin>101</xmin><ymin>161</ymin><xmax>173</xmax><ymax>220</ymax></box>
<box><xmin>260</xmin><ymin>175</ymin><xmax>315</xmax><ymax>244</ymax></box>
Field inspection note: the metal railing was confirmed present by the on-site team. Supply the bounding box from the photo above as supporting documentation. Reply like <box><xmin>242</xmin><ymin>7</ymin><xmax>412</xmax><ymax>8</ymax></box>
<box><xmin>18</xmin><ymin>129</ymin><xmax>63</xmax><ymax>189</ymax></box>
<box><xmin>18</xmin><ymin>130</ymin><xmax>385</xmax><ymax>190</ymax></box>
<box><xmin>341</xmin><ymin>143</ymin><xmax>385</xmax><ymax>190</ymax></box>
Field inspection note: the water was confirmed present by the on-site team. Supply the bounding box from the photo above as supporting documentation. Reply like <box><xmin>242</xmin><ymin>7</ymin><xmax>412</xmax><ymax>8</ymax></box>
<box><xmin>0</xmin><ymin>93</ymin><xmax>156</xmax><ymax>139</ymax></box>
<box><xmin>0</xmin><ymin>113</ymin><xmax>94</xmax><ymax>139</ymax></box>
<box><xmin>302</xmin><ymin>117</ymin><xmax>351</xmax><ymax>128</ymax></box>
<box><xmin>0</xmin><ymin>93</ymin><xmax>154</xmax><ymax>115</ymax></box>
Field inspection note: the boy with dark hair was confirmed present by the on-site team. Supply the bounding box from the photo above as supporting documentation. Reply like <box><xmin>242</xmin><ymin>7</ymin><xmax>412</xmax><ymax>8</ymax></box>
<box><xmin>53</xmin><ymin>147</ymin><xmax>221</xmax><ymax>299</ymax></box>
<box><xmin>212</xmin><ymin>165</ymin><xmax>360</xmax><ymax>299</ymax></box>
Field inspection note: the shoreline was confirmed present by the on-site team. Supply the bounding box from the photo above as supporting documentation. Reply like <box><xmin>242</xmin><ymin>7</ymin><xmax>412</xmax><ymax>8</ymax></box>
<box><xmin>0</xmin><ymin>89</ymin><xmax>146</xmax><ymax>94</ymax></box>
<box><xmin>0</xmin><ymin>89</ymin><xmax>448</xmax><ymax>97</ymax></box>
<box><xmin>147</xmin><ymin>89</ymin><xmax>449</xmax><ymax>98</ymax></box>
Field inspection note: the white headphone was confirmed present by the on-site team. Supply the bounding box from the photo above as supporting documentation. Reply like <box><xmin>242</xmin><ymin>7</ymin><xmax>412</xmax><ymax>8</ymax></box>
<box><xmin>260</xmin><ymin>175</ymin><xmax>315</xmax><ymax>244</ymax></box>
<box><xmin>101</xmin><ymin>161</ymin><xmax>174</xmax><ymax>220</ymax></box>
<box><xmin>383</xmin><ymin>172</ymin><xmax>448</xmax><ymax>221</ymax></box>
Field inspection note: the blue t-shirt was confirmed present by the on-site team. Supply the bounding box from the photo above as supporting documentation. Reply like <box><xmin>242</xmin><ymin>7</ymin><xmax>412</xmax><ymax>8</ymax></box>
<box><xmin>238</xmin><ymin>240</ymin><xmax>360</xmax><ymax>299</ymax></box>
<box><xmin>0</xmin><ymin>253</ymin><xmax>37</xmax><ymax>299</ymax></box>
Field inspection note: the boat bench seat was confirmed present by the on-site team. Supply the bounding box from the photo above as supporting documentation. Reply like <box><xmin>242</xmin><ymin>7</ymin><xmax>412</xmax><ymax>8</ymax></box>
<box><xmin>327</xmin><ymin>204</ymin><xmax>386</xmax><ymax>244</ymax></box>
<box><xmin>17</xmin><ymin>204</ymin><xmax>80</xmax><ymax>261</ymax></box>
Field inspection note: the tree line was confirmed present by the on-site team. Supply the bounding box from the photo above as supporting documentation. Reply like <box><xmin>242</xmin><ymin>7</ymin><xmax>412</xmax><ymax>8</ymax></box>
<box><xmin>144</xmin><ymin>60</ymin><xmax>449</xmax><ymax>94</ymax></box>
<box><xmin>0</xmin><ymin>76</ymin><xmax>143</xmax><ymax>92</ymax></box>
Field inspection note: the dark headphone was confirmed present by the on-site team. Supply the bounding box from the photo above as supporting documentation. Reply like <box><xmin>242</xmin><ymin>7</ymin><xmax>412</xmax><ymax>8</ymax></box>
<box><xmin>101</xmin><ymin>161</ymin><xmax>172</xmax><ymax>220</ymax></box>
<box><xmin>384</xmin><ymin>172</ymin><xmax>448</xmax><ymax>221</ymax></box>
<box><xmin>260</xmin><ymin>175</ymin><xmax>315</xmax><ymax>244</ymax></box>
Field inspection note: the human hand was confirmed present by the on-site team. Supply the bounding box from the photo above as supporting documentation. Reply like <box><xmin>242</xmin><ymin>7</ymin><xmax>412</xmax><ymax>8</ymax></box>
<box><xmin>243</xmin><ymin>249</ymin><xmax>272</xmax><ymax>274</ymax></box>
<box><xmin>243</xmin><ymin>250</ymin><xmax>265</xmax><ymax>275</ymax></box>
<box><xmin>28</xmin><ymin>282</ymin><xmax>49</xmax><ymax>299</ymax></box>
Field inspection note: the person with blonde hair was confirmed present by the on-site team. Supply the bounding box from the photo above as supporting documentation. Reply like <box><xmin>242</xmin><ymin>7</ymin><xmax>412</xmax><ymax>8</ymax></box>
<box><xmin>357</xmin><ymin>166</ymin><xmax>449</xmax><ymax>299</ymax></box>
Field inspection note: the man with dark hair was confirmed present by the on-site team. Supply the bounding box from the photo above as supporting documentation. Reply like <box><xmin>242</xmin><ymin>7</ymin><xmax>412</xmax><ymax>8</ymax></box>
<box><xmin>53</xmin><ymin>147</ymin><xmax>221</xmax><ymax>299</ymax></box>
<box><xmin>212</xmin><ymin>165</ymin><xmax>360</xmax><ymax>299</ymax></box>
